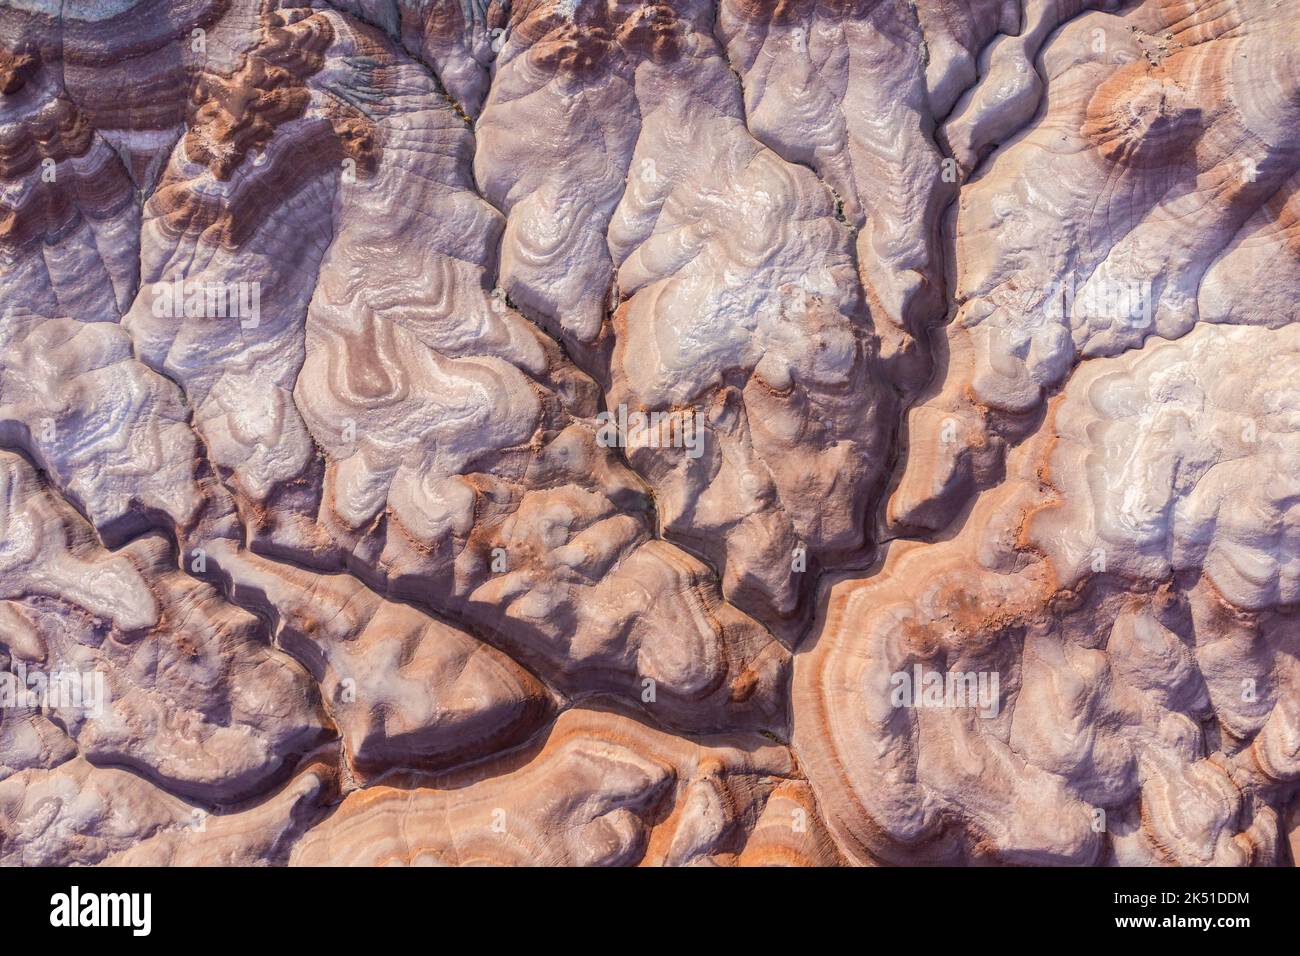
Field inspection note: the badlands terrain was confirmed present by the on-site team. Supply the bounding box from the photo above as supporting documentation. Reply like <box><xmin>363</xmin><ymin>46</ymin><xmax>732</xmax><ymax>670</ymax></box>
<box><xmin>0</xmin><ymin>0</ymin><xmax>1297</xmax><ymax>866</ymax></box>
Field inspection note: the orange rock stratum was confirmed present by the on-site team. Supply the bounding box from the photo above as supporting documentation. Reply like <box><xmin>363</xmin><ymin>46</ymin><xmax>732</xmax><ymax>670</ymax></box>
<box><xmin>0</xmin><ymin>0</ymin><xmax>1297</xmax><ymax>866</ymax></box>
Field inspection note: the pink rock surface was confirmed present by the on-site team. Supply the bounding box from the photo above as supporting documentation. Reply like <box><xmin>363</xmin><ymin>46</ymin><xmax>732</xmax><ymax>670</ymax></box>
<box><xmin>0</xmin><ymin>0</ymin><xmax>1296</xmax><ymax>866</ymax></box>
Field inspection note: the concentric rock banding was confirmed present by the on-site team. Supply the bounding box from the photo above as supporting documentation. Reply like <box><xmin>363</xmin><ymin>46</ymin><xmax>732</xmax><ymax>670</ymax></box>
<box><xmin>798</xmin><ymin>323</ymin><xmax>1300</xmax><ymax>865</ymax></box>
<box><xmin>890</xmin><ymin>0</ymin><xmax>1300</xmax><ymax>534</ymax></box>
<box><xmin>0</xmin><ymin>0</ymin><xmax>1296</xmax><ymax>867</ymax></box>
<box><xmin>290</xmin><ymin>707</ymin><xmax>796</xmax><ymax>866</ymax></box>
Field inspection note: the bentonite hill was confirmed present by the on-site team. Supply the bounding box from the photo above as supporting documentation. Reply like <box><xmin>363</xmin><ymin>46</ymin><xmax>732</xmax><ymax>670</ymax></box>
<box><xmin>0</xmin><ymin>0</ymin><xmax>1297</xmax><ymax>867</ymax></box>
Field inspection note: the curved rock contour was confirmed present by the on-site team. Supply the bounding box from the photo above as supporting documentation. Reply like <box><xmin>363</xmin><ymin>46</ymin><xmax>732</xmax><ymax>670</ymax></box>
<box><xmin>0</xmin><ymin>0</ymin><xmax>1296</xmax><ymax>867</ymax></box>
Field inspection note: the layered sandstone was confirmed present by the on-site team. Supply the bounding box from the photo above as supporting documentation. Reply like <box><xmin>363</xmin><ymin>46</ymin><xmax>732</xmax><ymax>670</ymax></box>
<box><xmin>0</xmin><ymin>0</ymin><xmax>1296</xmax><ymax>867</ymax></box>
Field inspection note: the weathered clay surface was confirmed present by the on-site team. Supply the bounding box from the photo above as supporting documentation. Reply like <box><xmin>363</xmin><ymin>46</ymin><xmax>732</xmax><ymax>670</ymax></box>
<box><xmin>0</xmin><ymin>0</ymin><xmax>1296</xmax><ymax>866</ymax></box>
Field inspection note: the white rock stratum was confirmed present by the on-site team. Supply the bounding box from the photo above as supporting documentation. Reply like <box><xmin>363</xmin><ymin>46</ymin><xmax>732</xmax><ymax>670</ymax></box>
<box><xmin>0</xmin><ymin>0</ymin><xmax>1297</xmax><ymax>866</ymax></box>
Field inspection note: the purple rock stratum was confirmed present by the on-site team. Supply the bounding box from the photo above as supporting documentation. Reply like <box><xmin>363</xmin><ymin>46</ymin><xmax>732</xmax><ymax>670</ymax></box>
<box><xmin>0</xmin><ymin>0</ymin><xmax>1298</xmax><ymax>866</ymax></box>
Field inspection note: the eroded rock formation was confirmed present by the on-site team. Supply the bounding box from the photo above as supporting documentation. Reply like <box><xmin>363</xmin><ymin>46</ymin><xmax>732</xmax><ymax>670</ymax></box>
<box><xmin>0</xmin><ymin>0</ymin><xmax>1296</xmax><ymax>866</ymax></box>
